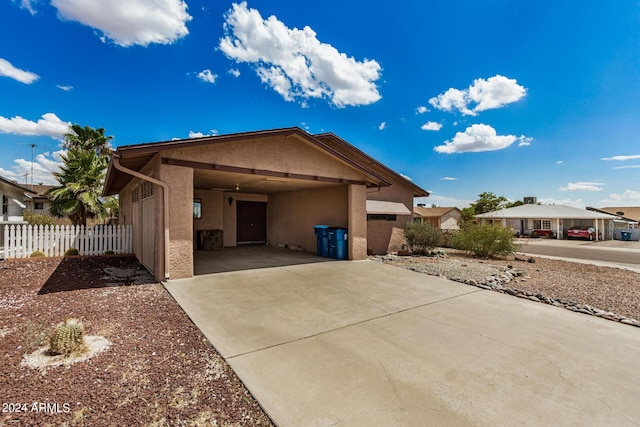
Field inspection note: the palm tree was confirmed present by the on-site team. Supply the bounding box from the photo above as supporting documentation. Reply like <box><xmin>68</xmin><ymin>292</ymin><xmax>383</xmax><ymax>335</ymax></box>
<box><xmin>48</xmin><ymin>148</ymin><xmax>107</xmax><ymax>226</ymax></box>
<box><xmin>47</xmin><ymin>124</ymin><xmax>113</xmax><ymax>226</ymax></box>
<box><xmin>63</xmin><ymin>124</ymin><xmax>113</xmax><ymax>157</ymax></box>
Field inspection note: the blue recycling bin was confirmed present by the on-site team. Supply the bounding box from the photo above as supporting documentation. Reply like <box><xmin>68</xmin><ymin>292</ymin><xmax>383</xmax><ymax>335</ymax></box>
<box><xmin>328</xmin><ymin>227</ymin><xmax>348</xmax><ymax>260</ymax></box>
<box><xmin>313</xmin><ymin>225</ymin><xmax>330</xmax><ymax>257</ymax></box>
<box><xmin>621</xmin><ymin>231</ymin><xmax>632</xmax><ymax>241</ymax></box>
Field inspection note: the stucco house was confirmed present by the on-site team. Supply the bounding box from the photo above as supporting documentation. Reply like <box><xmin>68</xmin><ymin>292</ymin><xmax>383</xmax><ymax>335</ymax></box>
<box><xmin>22</xmin><ymin>184</ymin><xmax>56</xmax><ymax>216</ymax></box>
<box><xmin>102</xmin><ymin>127</ymin><xmax>429</xmax><ymax>281</ymax></box>
<box><xmin>475</xmin><ymin>204</ymin><xmax>624</xmax><ymax>240</ymax></box>
<box><xmin>413</xmin><ymin>206</ymin><xmax>461</xmax><ymax>230</ymax></box>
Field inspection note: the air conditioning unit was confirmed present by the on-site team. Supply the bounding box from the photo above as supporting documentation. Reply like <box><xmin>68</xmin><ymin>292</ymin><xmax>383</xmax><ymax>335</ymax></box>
<box><xmin>523</xmin><ymin>197</ymin><xmax>537</xmax><ymax>205</ymax></box>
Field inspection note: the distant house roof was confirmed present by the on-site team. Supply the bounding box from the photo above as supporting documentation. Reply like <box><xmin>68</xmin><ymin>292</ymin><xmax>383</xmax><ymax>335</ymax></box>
<box><xmin>413</xmin><ymin>206</ymin><xmax>460</xmax><ymax>218</ymax></box>
<box><xmin>475</xmin><ymin>204</ymin><xmax>618</xmax><ymax>220</ymax></box>
<box><xmin>25</xmin><ymin>184</ymin><xmax>57</xmax><ymax>197</ymax></box>
<box><xmin>589</xmin><ymin>206</ymin><xmax>640</xmax><ymax>223</ymax></box>
<box><xmin>0</xmin><ymin>175</ymin><xmax>36</xmax><ymax>194</ymax></box>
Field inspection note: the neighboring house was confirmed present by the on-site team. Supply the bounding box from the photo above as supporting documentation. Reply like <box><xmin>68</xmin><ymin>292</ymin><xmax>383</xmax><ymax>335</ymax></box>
<box><xmin>0</xmin><ymin>176</ymin><xmax>34</xmax><ymax>248</ymax></box>
<box><xmin>102</xmin><ymin>127</ymin><xmax>429</xmax><ymax>281</ymax></box>
<box><xmin>475</xmin><ymin>204</ymin><xmax>625</xmax><ymax>240</ymax></box>
<box><xmin>587</xmin><ymin>206</ymin><xmax>640</xmax><ymax>227</ymax></box>
<box><xmin>413</xmin><ymin>206</ymin><xmax>461</xmax><ymax>230</ymax></box>
<box><xmin>23</xmin><ymin>184</ymin><xmax>56</xmax><ymax>216</ymax></box>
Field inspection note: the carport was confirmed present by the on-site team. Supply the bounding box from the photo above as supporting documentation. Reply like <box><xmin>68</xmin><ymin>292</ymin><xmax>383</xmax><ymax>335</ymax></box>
<box><xmin>103</xmin><ymin>127</ymin><xmax>427</xmax><ymax>281</ymax></box>
<box><xmin>476</xmin><ymin>204</ymin><xmax>619</xmax><ymax>240</ymax></box>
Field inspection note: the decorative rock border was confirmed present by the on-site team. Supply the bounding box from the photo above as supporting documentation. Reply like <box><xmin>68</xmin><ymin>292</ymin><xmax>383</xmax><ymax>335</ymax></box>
<box><xmin>373</xmin><ymin>255</ymin><xmax>640</xmax><ymax>328</ymax></box>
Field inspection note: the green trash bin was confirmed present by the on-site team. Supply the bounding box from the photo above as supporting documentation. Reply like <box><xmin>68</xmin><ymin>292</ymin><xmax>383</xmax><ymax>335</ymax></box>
<box><xmin>621</xmin><ymin>231</ymin><xmax>631</xmax><ymax>241</ymax></box>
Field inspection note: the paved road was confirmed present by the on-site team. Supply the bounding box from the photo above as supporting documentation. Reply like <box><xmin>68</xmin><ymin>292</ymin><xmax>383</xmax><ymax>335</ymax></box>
<box><xmin>517</xmin><ymin>239</ymin><xmax>640</xmax><ymax>269</ymax></box>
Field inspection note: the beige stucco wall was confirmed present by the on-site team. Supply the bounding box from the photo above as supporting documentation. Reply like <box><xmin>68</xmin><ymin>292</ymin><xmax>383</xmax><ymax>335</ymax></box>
<box><xmin>269</xmin><ymin>185</ymin><xmax>347</xmax><ymax>254</ymax></box>
<box><xmin>158</xmin><ymin>162</ymin><xmax>193</xmax><ymax>280</ymax></box>
<box><xmin>193</xmin><ymin>189</ymin><xmax>223</xmax><ymax>249</ymax></box>
<box><xmin>223</xmin><ymin>193</ymin><xmax>268</xmax><ymax>247</ymax></box>
<box><xmin>441</xmin><ymin>210</ymin><xmax>461</xmax><ymax>230</ymax></box>
<box><xmin>162</xmin><ymin>136</ymin><xmax>367</xmax><ymax>182</ymax></box>
<box><xmin>366</xmin><ymin>177</ymin><xmax>415</xmax><ymax>254</ymax></box>
<box><xmin>348</xmin><ymin>184</ymin><xmax>367</xmax><ymax>259</ymax></box>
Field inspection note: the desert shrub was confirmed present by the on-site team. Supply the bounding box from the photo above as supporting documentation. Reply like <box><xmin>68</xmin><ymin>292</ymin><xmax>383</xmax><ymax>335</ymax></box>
<box><xmin>48</xmin><ymin>318</ymin><xmax>85</xmax><ymax>356</ymax></box>
<box><xmin>64</xmin><ymin>248</ymin><xmax>79</xmax><ymax>256</ymax></box>
<box><xmin>104</xmin><ymin>250</ymin><xmax>115</xmax><ymax>255</ymax></box>
<box><xmin>404</xmin><ymin>222</ymin><xmax>444</xmax><ymax>254</ymax></box>
<box><xmin>23</xmin><ymin>211</ymin><xmax>55</xmax><ymax>226</ymax></box>
<box><xmin>30</xmin><ymin>251</ymin><xmax>45</xmax><ymax>258</ymax></box>
<box><xmin>452</xmin><ymin>223</ymin><xmax>519</xmax><ymax>258</ymax></box>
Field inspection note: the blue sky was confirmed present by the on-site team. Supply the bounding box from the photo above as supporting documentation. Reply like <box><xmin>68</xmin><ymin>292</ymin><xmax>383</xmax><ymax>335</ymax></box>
<box><xmin>1</xmin><ymin>1</ymin><xmax>639</xmax><ymax>209</ymax></box>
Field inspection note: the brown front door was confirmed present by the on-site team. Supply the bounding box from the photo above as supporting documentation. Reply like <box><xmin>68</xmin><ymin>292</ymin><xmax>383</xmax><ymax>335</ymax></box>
<box><xmin>237</xmin><ymin>201</ymin><xmax>267</xmax><ymax>244</ymax></box>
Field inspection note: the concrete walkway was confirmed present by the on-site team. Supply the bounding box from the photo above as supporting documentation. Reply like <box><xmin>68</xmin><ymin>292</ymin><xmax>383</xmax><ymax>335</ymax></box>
<box><xmin>165</xmin><ymin>259</ymin><xmax>640</xmax><ymax>426</ymax></box>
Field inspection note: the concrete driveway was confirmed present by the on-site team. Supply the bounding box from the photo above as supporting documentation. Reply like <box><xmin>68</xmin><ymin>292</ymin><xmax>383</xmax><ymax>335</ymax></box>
<box><xmin>165</xmin><ymin>257</ymin><xmax>640</xmax><ymax>426</ymax></box>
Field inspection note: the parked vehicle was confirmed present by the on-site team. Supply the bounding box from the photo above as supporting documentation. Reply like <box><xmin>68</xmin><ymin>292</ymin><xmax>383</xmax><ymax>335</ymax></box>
<box><xmin>567</xmin><ymin>225</ymin><xmax>596</xmax><ymax>240</ymax></box>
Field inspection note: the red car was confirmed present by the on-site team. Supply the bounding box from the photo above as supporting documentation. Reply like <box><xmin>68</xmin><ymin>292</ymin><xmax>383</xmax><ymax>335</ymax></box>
<box><xmin>567</xmin><ymin>225</ymin><xmax>596</xmax><ymax>240</ymax></box>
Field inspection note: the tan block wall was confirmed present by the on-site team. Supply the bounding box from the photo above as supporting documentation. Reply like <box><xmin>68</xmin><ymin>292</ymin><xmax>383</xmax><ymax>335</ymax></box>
<box><xmin>268</xmin><ymin>185</ymin><xmax>348</xmax><ymax>254</ymax></box>
<box><xmin>223</xmin><ymin>193</ymin><xmax>268</xmax><ymax>247</ymax></box>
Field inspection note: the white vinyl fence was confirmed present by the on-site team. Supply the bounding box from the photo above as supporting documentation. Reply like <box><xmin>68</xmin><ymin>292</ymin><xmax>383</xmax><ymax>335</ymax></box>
<box><xmin>3</xmin><ymin>224</ymin><xmax>133</xmax><ymax>259</ymax></box>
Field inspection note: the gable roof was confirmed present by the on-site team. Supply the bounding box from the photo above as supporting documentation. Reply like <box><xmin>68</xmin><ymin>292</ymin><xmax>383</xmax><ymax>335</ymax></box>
<box><xmin>476</xmin><ymin>204</ymin><xmax>617</xmax><ymax>220</ymax></box>
<box><xmin>103</xmin><ymin>127</ymin><xmax>429</xmax><ymax>197</ymax></box>
<box><xmin>314</xmin><ymin>132</ymin><xmax>429</xmax><ymax>197</ymax></box>
<box><xmin>413</xmin><ymin>206</ymin><xmax>460</xmax><ymax>218</ymax></box>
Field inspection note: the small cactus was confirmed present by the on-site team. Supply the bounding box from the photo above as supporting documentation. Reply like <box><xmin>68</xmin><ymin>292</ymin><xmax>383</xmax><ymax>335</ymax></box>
<box><xmin>48</xmin><ymin>318</ymin><xmax>85</xmax><ymax>356</ymax></box>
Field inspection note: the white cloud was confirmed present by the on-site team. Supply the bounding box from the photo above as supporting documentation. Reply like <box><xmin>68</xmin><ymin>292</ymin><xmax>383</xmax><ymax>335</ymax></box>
<box><xmin>537</xmin><ymin>197</ymin><xmax>585</xmax><ymax>209</ymax></box>
<box><xmin>518</xmin><ymin>136</ymin><xmax>533</xmax><ymax>147</ymax></box>
<box><xmin>378</xmin><ymin>122</ymin><xmax>386</xmax><ymax>130</ymax></box>
<box><xmin>228</xmin><ymin>68</ymin><xmax>241</xmax><ymax>77</ymax></box>
<box><xmin>415</xmin><ymin>194</ymin><xmax>473</xmax><ymax>210</ymax></box>
<box><xmin>434</xmin><ymin>124</ymin><xmax>531</xmax><ymax>154</ymax></box>
<box><xmin>0</xmin><ymin>150</ymin><xmax>66</xmax><ymax>186</ymax></box>
<box><xmin>556</xmin><ymin>160</ymin><xmax>564</xmax><ymax>164</ymax></box>
<box><xmin>0</xmin><ymin>58</ymin><xmax>39</xmax><ymax>84</ymax></box>
<box><xmin>613</xmin><ymin>165</ymin><xmax>640</xmax><ymax>170</ymax></box>
<box><xmin>0</xmin><ymin>113</ymin><xmax>70</xmax><ymax>138</ymax></box>
<box><xmin>429</xmin><ymin>75</ymin><xmax>526</xmax><ymax>116</ymax></box>
<box><xmin>188</xmin><ymin>130</ymin><xmax>218</xmax><ymax>138</ymax></box>
<box><xmin>416</xmin><ymin>106</ymin><xmax>429</xmax><ymax>114</ymax></box>
<box><xmin>399</xmin><ymin>173</ymin><xmax>413</xmax><ymax>181</ymax></box>
<box><xmin>421</xmin><ymin>121</ymin><xmax>442</xmax><ymax>131</ymax></box>
<box><xmin>17</xmin><ymin>0</ymin><xmax>37</xmax><ymax>15</ymax></box>
<box><xmin>56</xmin><ymin>84</ymin><xmax>73</xmax><ymax>91</ymax></box>
<box><xmin>440</xmin><ymin>177</ymin><xmax>457</xmax><ymax>181</ymax></box>
<box><xmin>219</xmin><ymin>2</ymin><xmax>382</xmax><ymax>107</ymax></box>
<box><xmin>558</xmin><ymin>181</ymin><xmax>605</xmax><ymax>192</ymax></box>
<box><xmin>598</xmin><ymin>190</ymin><xmax>640</xmax><ymax>206</ymax></box>
<box><xmin>50</xmin><ymin>0</ymin><xmax>192</xmax><ymax>47</ymax></box>
<box><xmin>197</xmin><ymin>69</ymin><xmax>217</xmax><ymax>83</ymax></box>
<box><xmin>601</xmin><ymin>154</ymin><xmax>640</xmax><ymax>161</ymax></box>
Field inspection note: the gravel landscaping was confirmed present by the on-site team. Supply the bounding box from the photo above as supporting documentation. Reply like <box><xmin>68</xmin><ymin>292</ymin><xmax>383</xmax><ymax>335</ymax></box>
<box><xmin>0</xmin><ymin>256</ymin><xmax>273</xmax><ymax>427</ymax></box>
<box><xmin>372</xmin><ymin>251</ymin><xmax>640</xmax><ymax>326</ymax></box>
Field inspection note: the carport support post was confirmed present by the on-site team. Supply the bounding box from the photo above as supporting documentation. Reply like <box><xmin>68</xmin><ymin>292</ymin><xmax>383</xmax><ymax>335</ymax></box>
<box><xmin>348</xmin><ymin>184</ymin><xmax>367</xmax><ymax>260</ymax></box>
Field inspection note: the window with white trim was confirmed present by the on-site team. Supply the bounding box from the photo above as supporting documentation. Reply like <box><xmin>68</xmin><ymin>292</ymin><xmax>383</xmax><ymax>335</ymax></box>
<box><xmin>533</xmin><ymin>219</ymin><xmax>552</xmax><ymax>230</ymax></box>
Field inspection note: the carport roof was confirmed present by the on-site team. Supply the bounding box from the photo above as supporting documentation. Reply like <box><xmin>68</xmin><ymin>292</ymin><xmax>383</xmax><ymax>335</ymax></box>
<box><xmin>103</xmin><ymin>127</ymin><xmax>428</xmax><ymax>196</ymax></box>
<box><xmin>475</xmin><ymin>204</ymin><xmax>619</xmax><ymax>220</ymax></box>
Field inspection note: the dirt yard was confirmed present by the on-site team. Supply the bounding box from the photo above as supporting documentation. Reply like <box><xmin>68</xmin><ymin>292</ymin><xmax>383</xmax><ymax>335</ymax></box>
<box><xmin>0</xmin><ymin>256</ymin><xmax>273</xmax><ymax>427</ymax></box>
